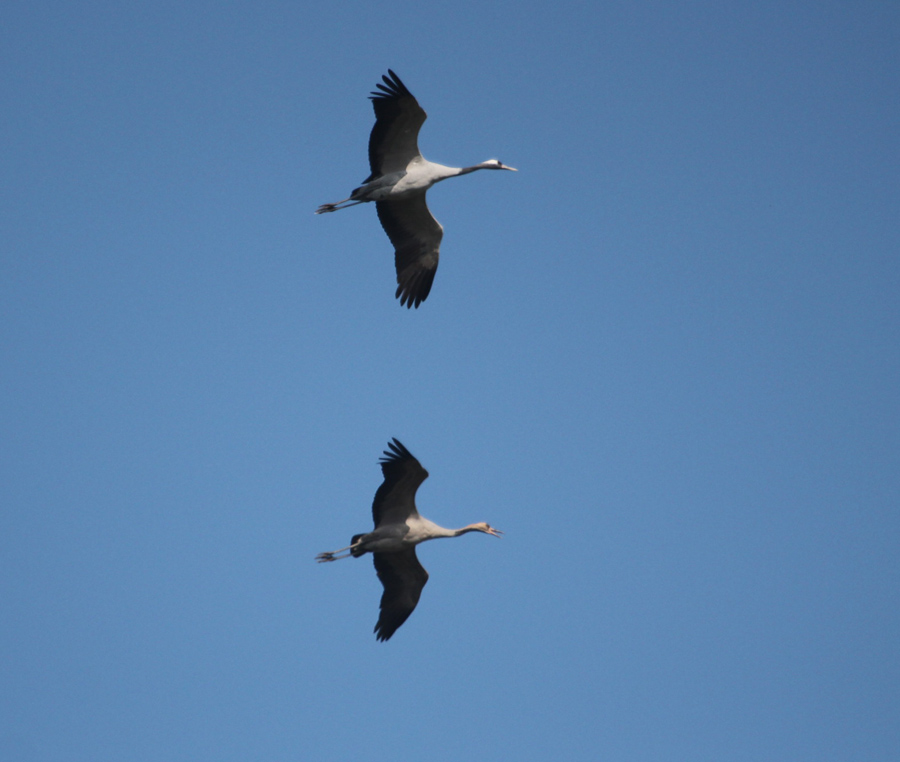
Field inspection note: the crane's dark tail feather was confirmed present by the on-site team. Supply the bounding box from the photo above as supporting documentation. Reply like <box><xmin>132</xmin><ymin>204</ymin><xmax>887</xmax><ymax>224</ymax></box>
<box><xmin>350</xmin><ymin>534</ymin><xmax>366</xmax><ymax>557</ymax></box>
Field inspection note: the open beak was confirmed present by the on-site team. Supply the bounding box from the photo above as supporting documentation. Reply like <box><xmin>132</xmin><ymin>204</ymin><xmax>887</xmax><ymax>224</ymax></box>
<box><xmin>487</xmin><ymin>527</ymin><xmax>504</xmax><ymax>537</ymax></box>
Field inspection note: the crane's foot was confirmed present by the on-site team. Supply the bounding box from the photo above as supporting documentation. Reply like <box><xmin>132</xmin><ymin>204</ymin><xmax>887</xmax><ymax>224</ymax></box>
<box><xmin>315</xmin><ymin>204</ymin><xmax>337</xmax><ymax>214</ymax></box>
<box><xmin>315</xmin><ymin>552</ymin><xmax>336</xmax><ymax>562</ymax></box>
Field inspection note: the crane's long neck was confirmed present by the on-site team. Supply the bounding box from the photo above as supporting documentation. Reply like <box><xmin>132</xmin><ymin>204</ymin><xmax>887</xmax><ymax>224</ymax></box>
<box><xmin>450</xmin><ymin>524</ymin><xmax>483</xmax><ymax>536</ymax></box>
<box><xmin>422</xmin><ymin>523</ymin><xmax>465</xmax><ymax>539</ymax></box>
<box><xmin>423</xmin><ymin>161</ymin><xmax>493</xmax><ymax>185</ymax></box>
<box><xmin>422</xmin><ymin>161</ymin><xmax>467</xmax><ymax>183</ymax></box>
<box><xmin>410</xmin><ymin>517</ymin><xmax>480</xmax><ymax>543</ymax></box>
<box><xmin>423</xmin><ymin>523</ymin><xmax>483</xmax><ymax>540</ymax></box>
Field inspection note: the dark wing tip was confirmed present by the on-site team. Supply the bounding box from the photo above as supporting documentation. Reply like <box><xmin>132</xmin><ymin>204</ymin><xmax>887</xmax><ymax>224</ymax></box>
<box><xmin>374</xmin><ymin>618</ymin><xmax>406</xmax><ymax>642</ymax></box>
<box><xmin>377</xmin><ymin>437</ymin><xmax>428</xmax><ymax>481</ymax></box>
<box><xmin>374</xmin><ymin>622</ymin><xmax>395</xmax><ymax>642</ymax></box>
<box><xmin>395</xmin><ymin>265</ymin><xmax>436</xmax><ymax>308</ymax></box>
<box><xmin>380</xmin><ymin>437</ymin><xmax>414</xmax><ymax>464</ymax></box>
<box><xmin>369</xmin><ymin>69</ymin><xmax>413</xmax><ymax>101</ymax></box>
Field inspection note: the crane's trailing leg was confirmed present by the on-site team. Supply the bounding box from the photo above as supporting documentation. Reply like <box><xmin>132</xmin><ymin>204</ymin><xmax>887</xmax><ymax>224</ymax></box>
<box><xmin>315</xmin><ymin>537</ymin><xmax>363</xmax><ymax>562</ymax></box>
<box><xmin>315</xmin><ymin>548</ymin><xmax>350</xmax><ymax>562</ymax></box>
<box><xmin>315</xmin><ymin>199</ymin><xmax>365</xmax><ymax>214</ymax></box>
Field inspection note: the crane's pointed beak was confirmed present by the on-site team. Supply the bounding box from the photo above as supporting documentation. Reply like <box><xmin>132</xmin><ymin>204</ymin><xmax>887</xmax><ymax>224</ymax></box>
<box><xmin>501</xmin><ymin>164</ymin><xmax>518</xmax><ymax>171</ymax></box>
<box><xmin>487</xmin><ymin>527</ymin><xmax>504</xmax><ymax>537</ymax></box>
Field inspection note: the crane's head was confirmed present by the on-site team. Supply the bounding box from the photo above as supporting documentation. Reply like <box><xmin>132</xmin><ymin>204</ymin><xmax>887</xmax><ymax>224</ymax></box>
<box><xmin>468</xmin><ymin>521</ymin><xmax>503</xmax><ymax>537</ymax></box>
<box><xmin>479</xmin><ymin>159</ymin><xmax>517</xmax><ymax>171</ymax></box>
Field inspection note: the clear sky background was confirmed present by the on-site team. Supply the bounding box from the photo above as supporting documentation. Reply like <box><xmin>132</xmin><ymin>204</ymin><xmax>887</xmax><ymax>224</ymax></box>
<box><xmin>2</xmin><ymin>1</ymin><xmax>898</xmax><ymax>760</ymax></box>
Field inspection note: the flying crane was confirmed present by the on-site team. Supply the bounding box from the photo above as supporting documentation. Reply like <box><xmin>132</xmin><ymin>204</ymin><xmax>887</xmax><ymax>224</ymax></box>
<box><xmin>316</xmin><ymin>70</ymin><xmax>517</xmax><ymax>308</ymax></box>
<box><xmin>316</xmin><ymin>438</ymin><xmax>502</xmax><ymax>641</ymax></box>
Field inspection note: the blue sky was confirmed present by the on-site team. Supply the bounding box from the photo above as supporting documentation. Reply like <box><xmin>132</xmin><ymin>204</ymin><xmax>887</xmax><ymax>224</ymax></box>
<box><xmin>2</xmin><ymin>1</ymin><xmax>898</xmax><ymax>760</ymax></box>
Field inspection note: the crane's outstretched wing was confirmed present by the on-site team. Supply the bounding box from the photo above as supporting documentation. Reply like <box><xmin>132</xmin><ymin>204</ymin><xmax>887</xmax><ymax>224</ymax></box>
<box><xmin>376</xmin><ymin>197</ymin><xmax>442</xmax><ymax>308</ymax></box>
<box><xmin>367</xmin><ymin>70</ymin><xmax>427</xmax><ymax>179</ymax></box>
<box><xmin>373</xmin><ymin>548</ymin><xmax>429</xmax><ymax>641</ymax></box>
<box><xmin>372</xmin><ymin>438</ymin><xmax>429</xmax><ymax>526</ymax></box>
